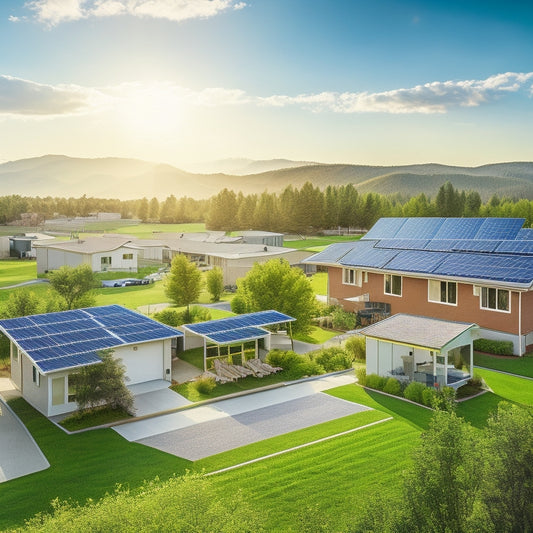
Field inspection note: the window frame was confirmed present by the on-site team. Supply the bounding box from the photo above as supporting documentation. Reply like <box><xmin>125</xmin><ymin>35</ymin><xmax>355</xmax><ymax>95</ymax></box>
<box><xmin>480</xmin><ymin>287</ymin><xmax>510</xmax><ymax>313</ymax></box>
<box><xmin>428</xmin><ymin>279</ymin><xmax>457</xmax><ymax>306</ymax></box>
<box><xmin>342</xmin><ymin>267</ymin><xmax>361</xmax><ymax>286</ymax></box>
<box><xmin>122</xmin><ymin>253</ymin><xmax>134</xmax><ymax>261</ymax></box>
<box><xmin>384</xmin><ymin>274</ymin><xmax>402</xmax><ymax>297</ymax></box>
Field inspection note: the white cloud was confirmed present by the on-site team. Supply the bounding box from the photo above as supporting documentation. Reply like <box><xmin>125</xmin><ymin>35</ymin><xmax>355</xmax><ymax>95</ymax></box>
<box><xmin>24</xmin><ymin>0</ymin><xmax>247</xmax><ymax>26</ymax></box>
<box><xmin>259</xmin><ymin>72</ymin><xmax>533</xmax><ymax>114</ymax></box>
<box><xmin>1</xmin><ymin>72</ymin><xmax>531</xmax><ymax>119</ymax></box>
<box><xmin>0</xmin><ymin>75</ymin><xmax>106</xmax><ymax>116</ymax></box>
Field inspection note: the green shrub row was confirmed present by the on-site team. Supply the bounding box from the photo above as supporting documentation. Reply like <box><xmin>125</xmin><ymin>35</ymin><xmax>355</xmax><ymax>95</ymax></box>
<box><xmin>266</xmin><ymin>345</ymin><xmax>357</xmax><ymax>380</ymax></box>
<box><xmin>473</xmin><ymin>338</ymin><xmax>514</xmax><ymax>356</ymax></box>
<box><xmin>357</xmin><ymin>371</ymin><xmax>456</xmax><ymax>411</ymax></box>
<box><xmin>153</xmin><ymin>305</ymin><xmax>211</xmax><ymax>327</ymax></box>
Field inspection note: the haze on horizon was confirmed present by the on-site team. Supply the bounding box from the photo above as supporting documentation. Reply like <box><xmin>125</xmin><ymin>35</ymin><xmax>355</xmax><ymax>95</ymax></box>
<box><xmin>0</xmin><ymin>0</ymin><xmax>532</xmax><ymax>173</ymax></box>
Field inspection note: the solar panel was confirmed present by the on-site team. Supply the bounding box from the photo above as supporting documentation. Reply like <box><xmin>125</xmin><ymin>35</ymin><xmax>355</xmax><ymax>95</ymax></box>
<box><xmin>451</xmin><ymin>240</ymin><xmax>502</xmax><ymax>253</ymax></box>
<box><xmin>515</xmin><ymin>228</ymin><xmax>533</xmax><ymax>241</ymax></box>
<box><xmin>302</xmin><ymin>241</ymin><xmax>359</xmax><ymax>264</ymax></box>
<box><xmin>496</xmin><ymin>240</ymin><xmax>533</xmax><ymax>255</ymax></box>
<box><xmin>374</xmin><ymin>239</ymin><xmax>428</xmax><ymax>250</ymax></box>
<box><xmin>474</xmin><ymin>218</ymin><xmax>524</xmax><ymax>240</ymax></box>
<box><xmin>362</xmin><ymin>218</ymin><xmax>407</xmax><ymax>240</ymax></box>
<box><xmin>207</xmin><ymin>327</ymin><xmax>269</xmax><ymax>344</ymax></box>
<box><xmin>393</xmin><ymin>218</ymin><xmax>444</xmax><ymax>239</ymax></box>
<box><xmin>0</xmin><ymin>305</ymin><xmax>183</xmax><ymax>374</ymax></box>
<box><xmin>185</xmin><ymin>310</ymin><xmax>294</xmax><ymax>336</ymax></box>
<box><xmin>340</xmin><ymin>240</ymin><xmax>399</xmax><ymax>269</ymax></box>
<box><xmin>383</xmin><ymin>250</ymin><xmax>448</xmax><ymax>273</ymax></box>
<box><xmin>432</xmin><ymin>218</ymin><xmax>485</xmax><ymax>240</ymax></box>
<box><xmin>424</xmin><ymin>239</ymin><xmax>458</xmax><ymax>252</ymax></box>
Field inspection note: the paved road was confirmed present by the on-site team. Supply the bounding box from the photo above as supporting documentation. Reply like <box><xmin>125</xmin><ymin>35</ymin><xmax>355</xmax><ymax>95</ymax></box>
<box><xmin>113</xmin><ymin>373</ymin><xmax>365</xmax><ymax>460</ymax></box>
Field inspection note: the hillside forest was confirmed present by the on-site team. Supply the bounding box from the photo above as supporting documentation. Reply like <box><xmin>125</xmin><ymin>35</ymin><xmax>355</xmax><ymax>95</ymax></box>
<box><xmin>1</xmin><ymin>181</ymin><xmax>532</xmax><ymax>233</ymax></box>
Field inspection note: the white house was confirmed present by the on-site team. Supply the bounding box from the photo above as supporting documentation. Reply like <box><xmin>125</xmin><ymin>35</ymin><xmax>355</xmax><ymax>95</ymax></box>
<box><xmin>0</xmin><ymin>305</ymin><xmax>183</xmax><ymax>417</ymax></box>
<box><xmin>34</xmin><ymin>237</ymin><xmax>140</xmax><ymax>274</ymax></box>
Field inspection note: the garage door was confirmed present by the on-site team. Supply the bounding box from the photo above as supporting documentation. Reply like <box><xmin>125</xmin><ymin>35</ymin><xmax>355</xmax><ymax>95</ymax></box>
<box><xmin>118</xmin><ymin>344</ymin><xmax>163</xmax><ymax>385</ymax></box>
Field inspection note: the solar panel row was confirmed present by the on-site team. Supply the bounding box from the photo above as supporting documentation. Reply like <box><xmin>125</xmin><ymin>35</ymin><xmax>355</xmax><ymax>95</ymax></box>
<box><xmin>0</xmin><ymin>305</ymin><xmax>182</xmax><ymax>374</ymax></box>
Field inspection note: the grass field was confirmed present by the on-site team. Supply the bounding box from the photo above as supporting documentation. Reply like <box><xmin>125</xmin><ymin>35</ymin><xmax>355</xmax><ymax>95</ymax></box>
<box><xmin>0</xmin><ymin>260</ymin><xmax>38</xmax><ymax>288</ymax></box>
<box><xmin>284</xmin><ymin>234</ymin><xmax>361</xmax><ymax>251</ymax></box>
<box><xmin>111</xmin><ymin>223</ymin><xmax>206</xmax><ymax>239</ymax></box>
<box><xmin>474</xmin><ymin>351</ymin><xmax>533</xmax><ymax>378</ymax></box>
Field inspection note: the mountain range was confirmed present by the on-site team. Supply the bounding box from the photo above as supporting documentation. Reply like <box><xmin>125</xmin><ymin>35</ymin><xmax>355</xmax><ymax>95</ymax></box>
<box><xmin>1</xmin><ymin>155</ymin><xmax>532</xmax><ymax>201</ymax></box>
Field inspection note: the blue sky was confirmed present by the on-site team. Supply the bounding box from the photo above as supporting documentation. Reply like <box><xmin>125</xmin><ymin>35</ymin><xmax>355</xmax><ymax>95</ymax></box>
<box><xmin>0</xmin><ymin>0</ymin><xmax>532</xmax><ymax>169</ymax></box>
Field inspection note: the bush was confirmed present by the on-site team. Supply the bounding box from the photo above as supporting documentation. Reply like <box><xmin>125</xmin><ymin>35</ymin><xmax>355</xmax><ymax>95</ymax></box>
<box><xmin>266</xmin><ymin>349</ymin><xmax>303</xmax><ymax>371</ymax></box>
<box><xmin>421</xmin><ymin>387</ymin><xmax>437</xmax><ymax>407</ymax></box>
<box><xmin>344</xmin><ymin>335</ymin><xmax>366</xmax><ymax>361</ymax></box>
<box><xmin>313</xmin><ymin>347</ymin><xmax>353</xmax><ymax>372</ymax></box>
<box><xmin>331</xmin><ymin>307</ymin><xmax>357</xmax><ymax>330</ymax></box>
<box><xmin>468</xmin><ymin>372</ymin><xmax>483</xmax><ymax>388</ymax></box>
<box><xmin>432</xmin><ymin>386</ymin><xmax>456</xmax><ymax>412</ymax></box>
<box><xmin>365</xmin><ymin>373</ymin><xmax>387</xmax><ymax>391</ymax></box>
<box><xmin>355</xmin><ymin>366</ymin><xmax>366</xmax><ymax>386</ymax></box>
<box><xmin>153</xmin><ymin>305</ymin><xmax>211</xmax><ymax>327</ymax></box>
<box><xmin>383</xmin><ymin>377</ymin><xmax>402</xmax><ymax>396</ymax></box>
<box><xmin>190</xmin><ymin>375</ymin><xmax>216</xmax><ymax>395</ymax></box>
<box><xmin>473</xmin><ymin>338</ymin><xmax>514</xmax><ymax>356</ymax></box>
<box><xmin>404</xmin><ymin>381</ymin><xmax>426</xmax><ymax>404</ymax></box>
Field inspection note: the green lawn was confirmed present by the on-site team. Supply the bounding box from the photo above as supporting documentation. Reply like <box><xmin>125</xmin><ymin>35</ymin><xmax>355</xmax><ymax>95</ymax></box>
<box><xmin>111</xmin><ymin>223</ymin><xmax>206</xmax><ymax>239</ymax></box>
<box><xmin>309</xmin><ymin>271</ymin><xmax>327</xmax><ymax>295</ymax></box>
<box><xmin>284</xmin><ymin>234</ymin><xmax>361</xmax><ymax>251</ymax></box>
<box><xmin>0</xmin><ymin>260</ymin><xmax>38</xmax><ymax>288</ymax></box>
<box><xmin>292</xmin><ymin>325</ymin><xmax>339</xmax><ymax>344</ymax></box>
<box><xmin>0</xmin><ymin>399</ymin><xmax>191</xmax><ymax>531</ymax></box>
<box><xmin>474</xmin><ymin>351</ymin><xmax>533</xmax><ymax>378</ymax></box>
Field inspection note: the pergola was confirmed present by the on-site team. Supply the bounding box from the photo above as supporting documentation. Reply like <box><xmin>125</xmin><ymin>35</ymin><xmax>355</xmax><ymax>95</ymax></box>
<box><xmin>182</xmin><ymin>310</ymin><xmax>296</xmax><ymax>371</ymax></box>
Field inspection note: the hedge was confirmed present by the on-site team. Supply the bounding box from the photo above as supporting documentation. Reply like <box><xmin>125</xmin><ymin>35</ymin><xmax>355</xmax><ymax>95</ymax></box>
<box><xmin>473</xmin><ymin>338</ymin><xmax>514</xmax><ymax>356</ymax></box>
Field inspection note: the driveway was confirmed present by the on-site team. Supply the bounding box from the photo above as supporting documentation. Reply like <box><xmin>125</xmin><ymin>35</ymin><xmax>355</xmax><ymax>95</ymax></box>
<box><xmin>113</xmin><ymin>373</ymin><xmax>365</xmax><ymax>460</ymax></box>
<box><xmin>0</xmin><ymin>394</ymin><xmax>49</xmax><ymax>483</ymax></box>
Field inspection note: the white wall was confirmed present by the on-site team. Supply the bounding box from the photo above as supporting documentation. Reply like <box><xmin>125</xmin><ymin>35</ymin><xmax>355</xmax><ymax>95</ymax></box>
<box><xmin>91</xmin><ymin>248</ymin><xmax>138</xmax><ymax>273</ymax></box>
<box><xmin>20</xmin><ymin>353</ymin><xmax>49</xmax><ymax>416</ymax></box>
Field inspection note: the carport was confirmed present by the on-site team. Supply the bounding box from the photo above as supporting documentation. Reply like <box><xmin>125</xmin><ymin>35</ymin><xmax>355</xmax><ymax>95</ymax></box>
<box><xmin>181</xmin><ymin>310</ymin><xmax>295</xmax><ymax>371</ymax></box>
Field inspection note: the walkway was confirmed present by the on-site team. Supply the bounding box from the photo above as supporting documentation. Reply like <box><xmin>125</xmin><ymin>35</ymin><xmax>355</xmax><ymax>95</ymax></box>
<box><xmin>0</xmin><ymin>379</ymin><xmax>49</xmax><ymax>483</ymax></box>
<box><xmin>113</xmin><ymin>372</ymin><xmax>363</xmax><ymax>460</ymax></box>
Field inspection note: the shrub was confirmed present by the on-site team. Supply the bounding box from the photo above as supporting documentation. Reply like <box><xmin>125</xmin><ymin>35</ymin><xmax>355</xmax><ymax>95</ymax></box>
<box><xmin>188</xmin><ymin>305</ymin><xmax>211</xmax><ymax>323</ymax></box>
<box><xmin>432</xmin><ymin>386</ymin><xmax>456</xmax><ymax>412</ymax></box>
<box><xmin>331</xmin><ymin>307</ymin><xmax>357</xmax><ymax>330</ymax></box>
<box><xmin>355</xmin><ymin>366</ymin><xmax>366</xmax><ymax>386</ymax></box>
<box><xmin>266</xmin><ymin>349</ymin><xmax>303</xmax><ymax>371</ymax></box>
<box><xmin>313</xmin><ymin>347</ymin><xmax>353</xmax><ymax>372</ymax></box>
<box><xmin>468</xmin><ymin>372</ymin><xmax>483</xmax><ymax>388</ymax></box>
<box><xmin>421</xmin><ymin>387</ymin><xmax>437</xmax><ymax>407</ymax></box>
<box><xmin>383</xmin><ymin>377</ymin><xmax>402</xmax><ymax>396</ymax></box>
<box><xmin>344</xmin><ymin>335</ymin><xmax>366</xmax><ymax>361</ymax></box>
<box><xmin>190</xmin><ymin>376</ymin><xmax>216</xmax><ymax>395</ymax></box>
<box><xmin>404</xmin><ymin>381</ymin><xmax>426</xmax><ymax>404</ymax></box>
<box><xmin>365</xmin><ymin>373</ymin><xmax>387</xmax><ymax>391</ymax></box>
<box><xmin>473</xmin><ymin>338</ymin><xmax>514</xmax><ymax>356</ymax></box>
<box><xmin>153</xmin><ymin>308</ymin><xmax>182</xmax><ymax>327</ymax></box>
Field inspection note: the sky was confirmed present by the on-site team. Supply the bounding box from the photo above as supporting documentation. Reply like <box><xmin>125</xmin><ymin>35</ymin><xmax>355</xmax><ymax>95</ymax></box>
<box><xmin>0</xmin><ymin>0</ymin><xmax>532</xmax><ymax>170</ymax></box>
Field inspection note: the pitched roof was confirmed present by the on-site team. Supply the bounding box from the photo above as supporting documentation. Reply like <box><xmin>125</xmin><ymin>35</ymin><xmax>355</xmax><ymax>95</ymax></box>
<box><xmin>358</xmin><ymin>313</ymin><xmax>477</xmax><ymax>351</ymax></box>
<box><xmin>305</xmin><ymin>217</ymin><xmax>533</xmax><ymax>288</ymax></box>
<box><xmin>0</xmin><ymin>305</ymin><xmax>182</xmax><ymax>374</ymax></box>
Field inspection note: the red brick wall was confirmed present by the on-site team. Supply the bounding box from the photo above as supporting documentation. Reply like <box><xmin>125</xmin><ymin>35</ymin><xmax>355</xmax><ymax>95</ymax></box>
<box><xmin>329</xmin><ymin>266</ymin><xmax>530</xmax><ymax>336</ymax></box>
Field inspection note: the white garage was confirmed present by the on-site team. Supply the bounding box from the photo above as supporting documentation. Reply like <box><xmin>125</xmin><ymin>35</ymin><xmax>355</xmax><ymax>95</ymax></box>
<box><xmin>0</xmin><ymin>305</ymin><xmax>182</xmax><ymax>417</ymax></box>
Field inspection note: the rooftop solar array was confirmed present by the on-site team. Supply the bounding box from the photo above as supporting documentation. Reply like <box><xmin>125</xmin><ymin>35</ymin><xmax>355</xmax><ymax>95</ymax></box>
<box><xmin>0</xmin><ymin>305</ymin><xmax>182</xmax><ymax>374</ymax></box>
<box><xmin>306</xmin><ymin>217</ymin><xmax>533</xmax><ymax>287</ymax></box>
<box><xmin>184</xmin><ymin>310</ymin><xmax>295</xmax><ymax>345</ymax></box>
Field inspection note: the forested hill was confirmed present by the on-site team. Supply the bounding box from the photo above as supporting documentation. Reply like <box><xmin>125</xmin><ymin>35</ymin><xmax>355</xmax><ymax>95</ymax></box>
<box><xmin>1</xmin><ymin>155</ymin><xmax>532</xmax><ymax>201</ymax></box>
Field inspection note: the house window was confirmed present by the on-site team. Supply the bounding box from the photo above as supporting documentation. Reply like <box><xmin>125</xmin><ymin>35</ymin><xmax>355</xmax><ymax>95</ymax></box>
<box><xmin>122</xmin><ymin>253</ymin><xmax>133</xmax><ymax>260</ymax></box>
<box><xmin>52</xmin><ymin>377</ymin><xmax>65</xmax><ymax>406</ymax></box>
<box><xmin>101</xmin><ymin>256</ymin><xmax>112</xmax><ymax>265</ymax></box>
<box><xmin>32</xmin><ymin>366</ymin><xmax>40</xmax><ymax>386</ymax></box>
<box><xmin>343</xmin><ymin>268</ymin><xmax>361</xmax><ymax>286</ymax></box>
<box><xmin>384</xmin><ymin>274</ymin><xmax>402</xmax><ymax>296</ymax></box>
<box><xmin>68</xmin><ymin>374</ymin><xmax>79</xmax><ymax>403</ymax></box>
<box><xmin>481</xmin><ymin>287</ymin><xmax>510</xmax><ymax>312</ymax></box>
<box><xmin>428</xmin><ymin>280</ymin><xmax>457</xmax><ymax>305</ymax></box>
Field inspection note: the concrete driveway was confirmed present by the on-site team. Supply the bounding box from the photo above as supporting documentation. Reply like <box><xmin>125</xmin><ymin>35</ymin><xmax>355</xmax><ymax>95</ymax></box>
<box><xmin>113</xmin><ymin>373</ymin><xmax>365</xmax><ymax>460</ymax></box>
<box><xmin>0</xmin><ymin>394</ymin><xmax>49</xmax><ymax>483</ymax></box>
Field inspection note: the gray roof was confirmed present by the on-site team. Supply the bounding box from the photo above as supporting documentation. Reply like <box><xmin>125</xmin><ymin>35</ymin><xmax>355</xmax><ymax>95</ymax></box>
<box><xmin>358</xmin><ymin>313</ymin><xmax>477</xmax><ymax>351</ymax></box>
<box><xmin>33</xmin><ymin>236</ymin><xmax>136</xmax><ymax>254</ymax></box>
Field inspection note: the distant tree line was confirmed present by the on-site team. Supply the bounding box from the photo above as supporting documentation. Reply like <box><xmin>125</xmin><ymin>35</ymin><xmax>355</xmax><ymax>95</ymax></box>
<box><xmin>1</xmin><ymin>181</ymin><xmax>532</xmax><ymax>231</ymax></box>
